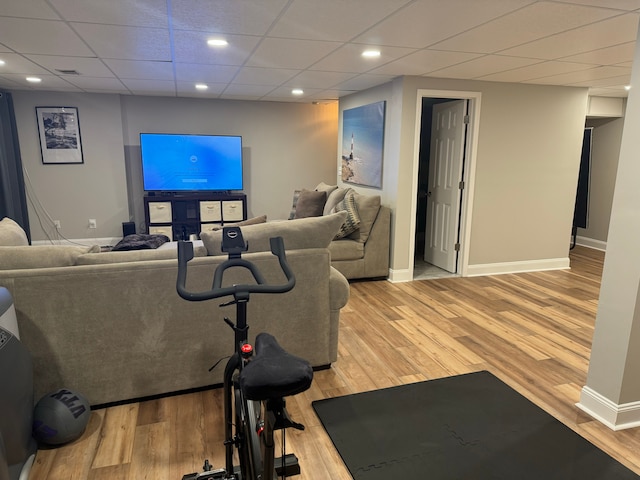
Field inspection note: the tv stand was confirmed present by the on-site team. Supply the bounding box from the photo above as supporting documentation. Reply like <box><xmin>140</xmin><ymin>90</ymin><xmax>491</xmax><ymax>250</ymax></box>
<box><xmin>144</xmin><ymin>192</ymin><xmax>247</xmax><ymax>241</ymax></box>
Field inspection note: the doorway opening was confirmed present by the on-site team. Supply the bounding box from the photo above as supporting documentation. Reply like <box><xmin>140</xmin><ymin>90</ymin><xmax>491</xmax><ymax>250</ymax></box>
<box><xmin>411</xmin><ymin>90</ymin><xmax>481</xmax><ymax>281</ymax></box>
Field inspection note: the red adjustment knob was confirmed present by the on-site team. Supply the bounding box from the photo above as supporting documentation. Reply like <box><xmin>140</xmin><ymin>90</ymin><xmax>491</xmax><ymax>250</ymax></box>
<box><xmin>241</xmin><ymin>343</ymin><xmax>253</xmax><ymax>358</ymax></box>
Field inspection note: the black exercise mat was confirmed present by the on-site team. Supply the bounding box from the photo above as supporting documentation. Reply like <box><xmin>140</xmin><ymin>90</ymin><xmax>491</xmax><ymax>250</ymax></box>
<box><xmin>312</xmin><ymin>371</ymin><xmax>638</xmax><ymax>479</ymax></box>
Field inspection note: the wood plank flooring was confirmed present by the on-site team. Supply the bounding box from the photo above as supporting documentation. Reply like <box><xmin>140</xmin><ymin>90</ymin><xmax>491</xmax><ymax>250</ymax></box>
<box><xmin>30</xmin><ymin>246</ymin><xmax>640</xmax><ymax>479</ymax></box>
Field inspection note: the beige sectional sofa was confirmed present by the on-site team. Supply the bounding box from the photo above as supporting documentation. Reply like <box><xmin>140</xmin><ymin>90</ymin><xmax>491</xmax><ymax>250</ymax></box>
<box><xmin>291</xmin><ymin>183</ymin><xmax>391</xmax><ymax>280</ymax></box>
<box><xmin>0</xmin><ymin>215</ymin><xmax>350</xmax><ymax>407</ymax></box>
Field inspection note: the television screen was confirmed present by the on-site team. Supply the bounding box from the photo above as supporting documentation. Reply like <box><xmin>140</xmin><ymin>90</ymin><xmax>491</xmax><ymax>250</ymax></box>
<box><xmin>140</xmin><ymin>133</ymin><xmax>243</xmax><ymax>192</ymax></box>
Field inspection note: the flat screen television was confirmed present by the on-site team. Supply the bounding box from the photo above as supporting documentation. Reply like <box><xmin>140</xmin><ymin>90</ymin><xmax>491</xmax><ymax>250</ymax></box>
<box><xmin>140</xmin><ymin>133</ymin><xmax>243</xmax><ymax>193</ymax></box>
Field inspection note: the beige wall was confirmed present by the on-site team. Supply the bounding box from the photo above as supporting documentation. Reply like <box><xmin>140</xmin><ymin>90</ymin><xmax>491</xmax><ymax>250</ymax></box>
<box><xmin>10</xmin><ymin>91</ymin><xmax>338</xmax><ymax>242</ymax></box>
<box><xmin>578</xmin><ymin>115</ymin><xmax>624</xmax><ymax>246</ymax></box>
<box><xmin>340</xmin><ymin>76</ymin><xmax>589</xmax><ymax>277</ymax></box>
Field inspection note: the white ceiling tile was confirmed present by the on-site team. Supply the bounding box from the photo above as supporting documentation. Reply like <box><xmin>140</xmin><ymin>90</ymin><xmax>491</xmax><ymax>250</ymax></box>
<box><xmin>223</xmin><ymin>84</ymin><xmax>277</xmax><ymax>97</ymax></box>
<box><xmin>103</xmin><ymin>59</ymin><xmax>174</xmax><ymax>80</ymax></box>
<box><xmin>310</xmin><ymin>44</ymin><xmax>416</xmax><ymax>74</ymax></box>
<box><xmin>269</xmin><ymin>0</ymin><xmax>411</xmax><ymax>42</ymax></box>
<box><xmin>0</xmin><ymin>73</ymin><xmax>81</xmax><ymax>90</ymax></box>
<box><xmin>233</xmin><ymin>67</ymin><xmax>299</xmax><ymax>86</ymax></box>
<box><xmin>121</xmin><ymin>78</ymin><xmax>176</xmax><ymax>93</ymax></box>
<box><xmin>174</xmin><ymin>63</ymin><xmax>239</xmax><ymax>83</ymax></box>
<box><xmin>176</xmin><ymin>81</ymin><xmax>226</xmax><ymax>95</ymax></box>
<box><xmin>0</xmin><ymin>0</ymin><xmax>60</xmax><ymax>19</ymax></box>
<box><xmin>72</xmin><ymin>23</ymin><xmax>171</xmax><ymax>61</ymax></box>
<box><xmin>63</xmin><ymin>76</ymin><xmax>129</xmax><ymax>92</ymax></box>
<box><xmin>172</xmin><ymin>31</ymin><xmax>260</xmax><ymax>65</ymax></box>
<box><xmin>49</xmin><ymin>0</ymin><xmax>168</xmax><ymax>27</ymax></box>
<box><xmin>25</xmin><ymin>55</ymin><xmax>115</xmax><ymax>77</ymax></box>
<box><xmin>0</xmin><ymin>53</ymin><xmax>51</xmax><ymax>75</ymax></box>
<box><xmin>428</xmin><ymin>55</ymin><xmax>541</xmax><ymax>79</ymax></box>
<box><xmin>170</xmin><ymin>0</ymin><xmax>289</xmax><ymax>34</ymax></box>
<box><xmin>478</xmin><ymin>60</ymin><xmax>595</xmax><ymax>82</ymax></box>
<box><xmin>246</xmin><ymin>38</ymin><xmax>341</xmax><ymax>69</ymax></box>
<box><xmin>500</xmin><ymin>13</ymin><xmax>640</xmax><ymax>59</ymax></box>
<box><xmin>285</xmin><ymin>71</ymin><xmax>358</xmax><ymax>89</ymax></box>
<box><xmin>570</xmin><ymin>74</ymin><xmax>632</xmax><ymax>87</ymax></box>
<box><xmin>370</xmin><ymin>50</ymin><xmax>483</xmax><ymax>76</ymax></box>
<box><xmin>528</xmin><ymin>65</ymin><xmax>630</xmax><ymax>84</ymax></box>
<box><xmin>0</xmin><ymin>44</ymin><xmax>10</xmax><ymax>53</ymax></box>
<box><xmin>353</xmin><ymin>0</ymin><xmax>536</xmax><ymax>48</ymax></box>
<box><xmin>431</xmin><ymin>1</ymin><xmax>621</xmax><ymax>54</ymax></box>
<box><xmin>333</xmin><ymin>74</ymin><xmax>394</xmax><ymax>91</ymax></box>
<box><xmin>560</xmin><ymin>41</ymin><xmax>637</xmax><ymax>65</ymax></box>
<box><xmin>264</xmin><ymin>86</ymin><xmax>323</xmax><ymax>99</ymax></box>
<box><xmin>557</xmin><ymin>0</ymin><xmax>640</xmax><ymax>10</ymax></box>
<box><xmin>0</xmin><ymin>18</ymin><xmax>94</xmax><ymax>56</ymax></box>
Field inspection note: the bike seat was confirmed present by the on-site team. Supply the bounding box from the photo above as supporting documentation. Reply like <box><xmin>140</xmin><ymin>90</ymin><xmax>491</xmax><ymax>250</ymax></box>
<box><xmin>239</xmin><ymin>332</ymin><xmax>313</xmax><ymax>401</ymax></box>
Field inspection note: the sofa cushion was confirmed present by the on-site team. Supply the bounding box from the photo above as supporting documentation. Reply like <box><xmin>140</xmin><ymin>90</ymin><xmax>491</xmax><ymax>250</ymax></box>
<box><xmin>201</xmin><ymin>211</ymin><xmax>347</xmax><ymax>256</ymax></box>
<box><xmin>293</xmin><ymin>189</ymin><xmax>326</xmax><ymax>219</ymax></box>
<box><xmin>329</xmin><ymin>238</ymin><xmax>364</xmax><ymax>261</ymax></box>
<box><xmin>288</xmin><ymin>190</ymin><xmax>301</xmax><ymax>220</ymax></box>
<box><xmin>201</xmin><ymin>215</ymin><xmax>267</xmax><ymax>233</ymax></box>
<box><xmin>0</xmin><ymin>245</ymin><xmax>100</xmax><ymax>270</ymax></box>
<box><xmin>332</xmin><ymin>191</ymin><xmax>360</xmax><ymax>239</ymax></box>
<box><xmin>315</xmin><ymin>182</ymin><xmax>338</xmax><ymax>195</ymax></box>
<box><xmin>0</xmin><ymin>217</ymin><xmax>29</xmax><ymax>246</ymax></box>
<box><xmin>76</xmin><ymin>242</ymin><xmax>207</xmax><ymax>265</ymax></box>
<box><xmin>348</xmin><ymin>193</ymin><xmax>381</xmax><ymax>244</ymax></box>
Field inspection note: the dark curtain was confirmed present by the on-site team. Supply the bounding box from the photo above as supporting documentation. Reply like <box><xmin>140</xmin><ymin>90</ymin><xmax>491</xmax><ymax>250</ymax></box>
<box><xmin>0</xmin><ymin>91</ymin><xmax>30</xmax><ymax>241</ymax></box>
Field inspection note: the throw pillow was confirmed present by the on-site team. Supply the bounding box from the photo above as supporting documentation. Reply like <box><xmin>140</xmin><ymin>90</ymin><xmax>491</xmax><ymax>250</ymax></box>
<box><xmin>288</xmin><ymin>190</ymin><xmax>302</xmax><ymax>220</ymax></box>
<box><xmin>332</xmin><ymin>192</ymin><xmax>361</xmax><ymax>239</ymax></box>
<box><xmin>293</xmin><ymin>189</ymin><xmax>326</xmax><ymax>219</ymax></box>
<box><xmin>200</xmin><ymin>211</ymin><xmax>348</xmax><ymax>256</ymax></box>
<box><xmin>323</xmin><ymin>187</ymin><xmax>350</xmax><ymax>216</ymax></box>
<box><xmin>0</xmin><ymin>217</ymin><xmax>29</xmax><ymax>246</ymax></box>
<box><xmin>315</xmin><ymin>182</ymin><xmax>338</xmax><ymax>194</ymax></box>
<box><xmin>348</xmin><ymin>193</ymin><xmax>381</xmax><ymax>243</ymax></box>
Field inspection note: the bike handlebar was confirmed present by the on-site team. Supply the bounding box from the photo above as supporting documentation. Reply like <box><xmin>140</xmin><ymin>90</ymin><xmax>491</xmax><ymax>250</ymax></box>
<box><xmin>176</xmin><ymin>236</ymin><xmax>296</xmax><ymax>302</ymax></box>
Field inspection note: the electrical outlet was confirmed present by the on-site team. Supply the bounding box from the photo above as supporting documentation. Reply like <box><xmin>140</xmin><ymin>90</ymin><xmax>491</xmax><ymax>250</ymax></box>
<box><xmin>54</xmin><ymin>220</ymin><xmax>61</xmax><ymax>229</ymax></box>
<box><xmin>88</xmin><ymin>219</ymin><xmax>97</xmax><ymax>229</ymax></box>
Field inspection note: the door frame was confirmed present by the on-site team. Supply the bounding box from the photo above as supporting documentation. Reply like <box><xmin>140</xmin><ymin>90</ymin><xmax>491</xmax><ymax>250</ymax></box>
<box><xmin>410</xmin><ymin>89</ymin><xmax>482</xmax><ymax>278</ymax></box>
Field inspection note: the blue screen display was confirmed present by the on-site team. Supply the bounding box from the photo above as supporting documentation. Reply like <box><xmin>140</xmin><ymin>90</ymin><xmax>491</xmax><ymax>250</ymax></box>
<box><xmin>140</xmin><ymin>133</ymin><xmax>243</xmax><ymax>192</ymax></box>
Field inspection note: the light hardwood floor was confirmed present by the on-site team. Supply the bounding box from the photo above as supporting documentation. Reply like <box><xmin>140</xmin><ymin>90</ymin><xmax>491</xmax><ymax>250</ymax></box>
<box><xmin>31</xmin><ymin>246</ymin><xmax>640</xmax><ymax>479</ymax></box>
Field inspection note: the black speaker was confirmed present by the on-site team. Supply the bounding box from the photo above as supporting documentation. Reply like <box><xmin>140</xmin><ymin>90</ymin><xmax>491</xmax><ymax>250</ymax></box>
<box><xmin>122</xmin><ymin>222</ymin><xmax>136</xmax><ymax>237</ymax></box>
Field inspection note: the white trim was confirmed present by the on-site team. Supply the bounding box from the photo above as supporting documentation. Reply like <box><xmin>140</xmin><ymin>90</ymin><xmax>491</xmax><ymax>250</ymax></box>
<box><xmin>466</xmin><ymin>257</ymin><xmax>570</xmax><ymax>277</ymax></box>
<box><xmin>409</xmin><ymin>89</ymin><xmax>482</xmax><ymax>280</ymax></box>
<box><xmin>577</xmin><ymin>386</ymin><xmax>640</xmax><ymax>431</ymax></box>
<box><xmin>388</xmin><ymin>267</ymin><xmax>413</xmax><ymax>283</ymax></box>
<box><xmin>575</xmin><ymin>235</ymin><xmax>607</xmax><ymax>251</ymax></box>
<box><xmin>31</xmin><ymin>237</ymin><xmax>119</xmax><ymax>247</ymax></box>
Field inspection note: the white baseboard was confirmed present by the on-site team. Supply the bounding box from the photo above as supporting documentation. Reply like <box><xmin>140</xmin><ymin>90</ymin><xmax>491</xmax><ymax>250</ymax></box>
<box><xmin>575</xmin><ymin>236</ymin><xmax>607</xmax><ymax>251</ymax></box>
<box><xmin>31</xmin><ymin>236</ymin><xmax>120</xmax><ymax>247</ymax></box>
<box><xmin>466</xmin><ymin>257</ymin><xmax>570</xmax><ymax>277</ymax></box>
<box><xmin>388</xmin><ymin>268</ymin><xmax>412</xmax><ymax>283</ymax></box>
<box><xmin>577</xmin><ymin>386</ymin><xmax>640</xmax><ymax>430</ymax></box>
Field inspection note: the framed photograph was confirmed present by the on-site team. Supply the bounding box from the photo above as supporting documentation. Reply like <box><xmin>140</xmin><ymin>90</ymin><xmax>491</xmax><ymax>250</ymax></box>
<box><xmin>341</xmin><ymin>101</ymin><xmax>385</xmax><ymax>189</ymax></box>
<box><xmin>36</xmin><ymin>106</ymin><xmax>84</xmax><ymax>164</ymax></box>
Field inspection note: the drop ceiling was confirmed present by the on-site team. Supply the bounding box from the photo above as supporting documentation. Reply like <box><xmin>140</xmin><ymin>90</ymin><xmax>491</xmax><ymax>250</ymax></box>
<box><xmin>0</xmin><ymin>0</ymin><xmax>637</xmax><ymax>102</ymax></box>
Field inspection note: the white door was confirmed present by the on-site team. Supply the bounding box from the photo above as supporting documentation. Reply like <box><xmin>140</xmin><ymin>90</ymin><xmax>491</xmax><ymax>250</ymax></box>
<box><xmin>424</xmin><ymin>99</ymin><xmax>467</xmax><ymax>273</ymax></box>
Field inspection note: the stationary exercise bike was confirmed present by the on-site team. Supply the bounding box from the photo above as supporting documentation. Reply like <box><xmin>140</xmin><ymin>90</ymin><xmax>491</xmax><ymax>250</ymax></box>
<box><xmin>176</xmin><ymin>227</ymin><xmax>313</xmax><ymax>480</ymax></box>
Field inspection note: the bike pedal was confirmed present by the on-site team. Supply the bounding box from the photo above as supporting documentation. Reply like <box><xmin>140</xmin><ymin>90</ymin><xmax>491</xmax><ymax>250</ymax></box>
<box><xmin>274</xmin><ymin>453</ymin><xmax>301</xmax><ymax>477</ymax></box>
<box><xmin>181</xmin><ymin>468</ymin><xmax>227</xmax><ymax>479</ymax></box>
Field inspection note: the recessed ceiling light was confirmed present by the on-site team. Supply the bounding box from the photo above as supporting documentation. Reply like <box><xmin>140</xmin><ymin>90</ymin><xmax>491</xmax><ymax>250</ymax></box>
<box><xmin>362</xmin><ymin>49</ymin><xmax>381</xmax><ymax>58</ymax></box>
<box><xmin>195</xmin><ymin>84</ymin><xmax>208</xmax><ymax>90</ymax></box>
<box><xmin>26</xmin><ymin>77</ymin><xmax>41</xmax><ymax>83</ymax></box>
<box><xmin>0</xmin><ymin>60</ymin><xmax>5</xmax><ymax>66</ymax></box>
<box><xmin>625</xmin><ymin>85</ymin><xmax>631</xmax><ymax>91</ymax></box>
<box><xmin>207</xmin><ymin>39</ymin><xmax>228</xmax><ymax>47</ymax></box>
<box><xmin>292</xmin><ymin>88</ymin><xmax>304</xmax><ymax>95</ymax></box>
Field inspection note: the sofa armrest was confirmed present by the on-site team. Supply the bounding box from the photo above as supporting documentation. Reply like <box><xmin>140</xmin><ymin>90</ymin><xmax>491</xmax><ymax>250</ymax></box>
<box><xmin>362</xmin><ymin>205</ymin><xmax>391</xmax><ymax>277</ymax></box>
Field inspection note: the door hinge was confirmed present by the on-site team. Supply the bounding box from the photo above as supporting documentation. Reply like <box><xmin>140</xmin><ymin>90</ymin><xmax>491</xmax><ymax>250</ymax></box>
<box><xmin>454</xmin><ymin>243</ymin><xmax>461</xmax><ymax>251</ymax></box>
<box><xmin>459</xmin><ymin>181</ymin><xmax>465</xmax><ymax>190</ymax></box>
<box><xmin>463</xmin><ymin>114</ymin><xmax>470</xmax><ymax>124</ymax></box>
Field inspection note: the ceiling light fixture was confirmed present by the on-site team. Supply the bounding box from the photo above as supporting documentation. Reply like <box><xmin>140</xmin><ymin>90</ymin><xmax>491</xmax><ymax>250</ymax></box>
<box><xmin>195</xmin><ymin>83</ymin><xmax>208</xmax><ymax>90</ymax></box>
<box><xmin>292</xmin><ymin>88</ymin><xmax>304</xmax><ymax>95</ymax></box>
<box><xmin>207</xmin><ymin>39</ymin><xmax>228</xmax><ymax>47</ymax></box>
<box><xmin>362</xmin><ymin>49</ymin><xmax>381</xmax><ymax>58</ymax></box>
<box><xmin>0</xmin><ymin>60</ymin><xmax>5</xmax><ymax>66</ymax></box>
<box><xmin>625</xmin><ymin>85</ymin><xmax>631</xmax><ymax>91</ymax></box>
<box><xmin>26</xmin><ymin>76</ymin><xmax>41</xmax><ymax>83</ymax></box>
